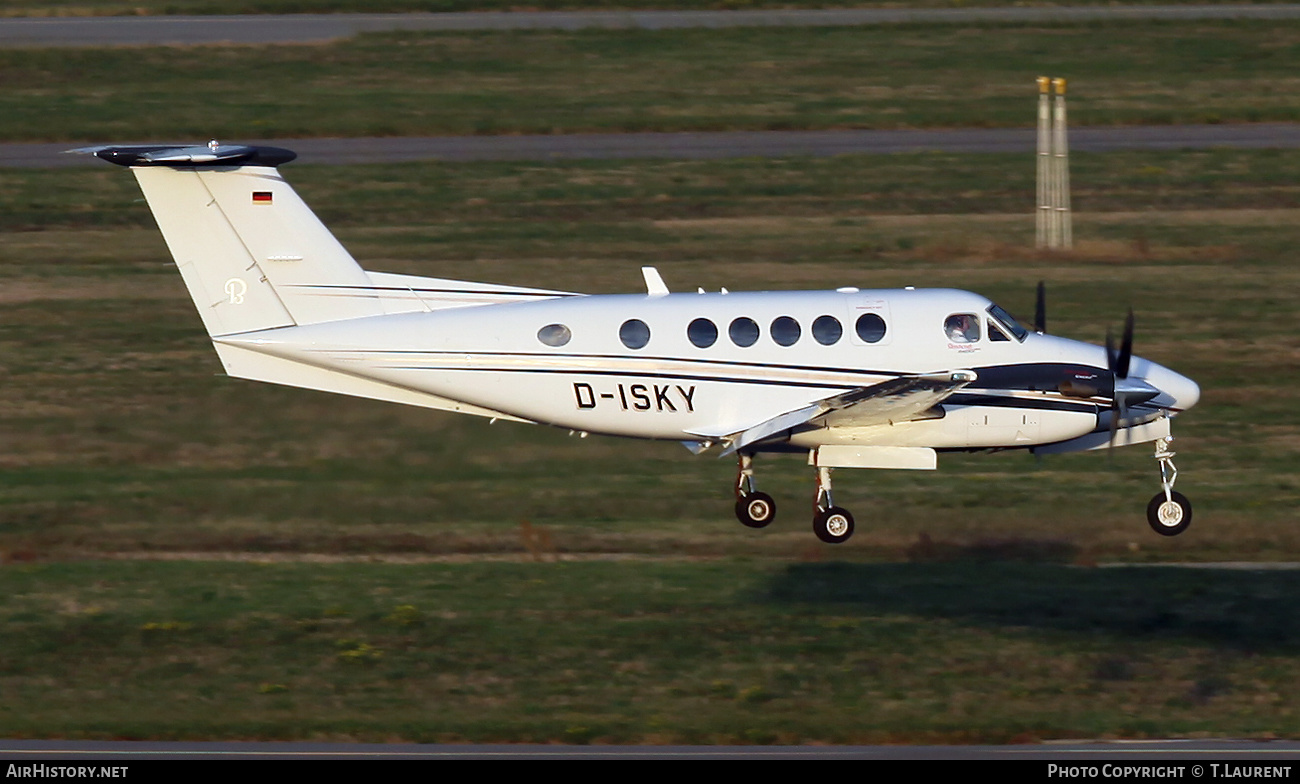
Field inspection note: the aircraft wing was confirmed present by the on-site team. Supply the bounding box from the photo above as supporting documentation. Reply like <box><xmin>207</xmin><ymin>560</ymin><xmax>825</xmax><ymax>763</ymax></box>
<box><xmin>714</xmin><ymin>370</ymin><xmax>978</xmax><ymax>456</ymax></box>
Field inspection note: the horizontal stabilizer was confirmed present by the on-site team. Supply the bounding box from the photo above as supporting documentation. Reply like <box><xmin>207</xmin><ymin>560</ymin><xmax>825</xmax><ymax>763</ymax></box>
<box><xmin>363</xmin><ymin>271</ymin><xmax>579</xmax><ymax>314</ymax></box>
<box><xmin>67</xmin><ymin>143</ymin><xmax>296</xmax><ymax>168</ymax></box>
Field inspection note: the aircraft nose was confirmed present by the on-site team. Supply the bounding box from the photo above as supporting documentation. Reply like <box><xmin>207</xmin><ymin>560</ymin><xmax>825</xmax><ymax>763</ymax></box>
<box><xmin>1145</xmin><ymin>364</ymin><xmax>1200</xmax><ymax>413</ymax></box>
<box><xmin>1170</xmin><ymin>372</ymin><xmax>1201</xmax><ymax>412</ymax></box>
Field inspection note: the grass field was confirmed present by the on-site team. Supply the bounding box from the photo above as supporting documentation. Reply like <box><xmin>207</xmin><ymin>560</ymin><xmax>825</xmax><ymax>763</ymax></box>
<box><xmin>4</xmin><ymin>20</ymin><xmax>1300</xmax><ymax>141</ymax></box>
<box><xmin>2</xmin><ymin>149</ymin><xmax>1296</xmax><ymax>566</ymax></box>
<box><xmin>4</xmin><ymin>155</ymin><xmax>1299</xmax><ymax>744</ymax></box>
<box><xmin>3</xmin><ymin>560</ymin><xmax>1298</xmax><ymax>742</ymax></box>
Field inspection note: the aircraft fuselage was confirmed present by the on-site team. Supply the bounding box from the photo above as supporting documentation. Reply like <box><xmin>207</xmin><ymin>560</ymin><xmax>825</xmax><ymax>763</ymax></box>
<box><xmin>219</xmin><ymin>286</ymin><xmax>1198</xmax><ymax>453</ymax></box>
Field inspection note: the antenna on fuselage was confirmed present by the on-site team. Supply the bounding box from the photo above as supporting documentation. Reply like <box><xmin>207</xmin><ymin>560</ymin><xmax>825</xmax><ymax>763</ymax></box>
<box><xmin>642</xmin><ymin>266</ymin><xmax>669</xmax><ymax>296</ymax></box>
<box><xmin>1034</xmin><ymin>280</ymin><xmax>1047</xmax><ymax>334</ymax></box>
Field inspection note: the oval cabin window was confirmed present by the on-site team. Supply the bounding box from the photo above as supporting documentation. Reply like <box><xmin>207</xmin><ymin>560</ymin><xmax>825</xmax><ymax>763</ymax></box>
<box><xmin>812</xmin><ymin>315</ymin><xmax>843</xmax><ymax>346</ymax></box>
<box><xmin>770</xmin><ymin>316</ymin><xmax>801</xmax><ymax>347</ymax></box>
<box><xmin>619</xmin><ymin>319</ymin><xmax>651</xmax><ymax>350</ymax></box>
<box><xmin>729</xmin><ymin>317</ymin><xmax>760</xmax><ymax>348</ymax></box>
<box><xmin>687</xmin><ymin>318</ymin><xmax>718</xmax><ymax>348</ymax></box>
<box><xmin>855</xmin><ymin>313</ymin><xmax>887</xmax><ymax>343</ymax></box>
<box><xmin>537</xmin><ymin>323</ymin><xmax>572</xmax><ymax>347</ymax></box>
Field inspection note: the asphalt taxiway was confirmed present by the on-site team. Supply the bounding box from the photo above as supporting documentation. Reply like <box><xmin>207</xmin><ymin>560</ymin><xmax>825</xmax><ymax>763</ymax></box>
<box><xmin>3</xmin><ymin>739</ymin><xmax>1300</xmax><ymax>760</ymax></box>
<box><xmin>7</xmin><ymin>123</ymin><xmax>1300</xmax><ymax>169</ymax></box>
<box><xmin>4</xmin><ymin>6</ymin><xmax>1300</xmax><ymax>47</ymax></box>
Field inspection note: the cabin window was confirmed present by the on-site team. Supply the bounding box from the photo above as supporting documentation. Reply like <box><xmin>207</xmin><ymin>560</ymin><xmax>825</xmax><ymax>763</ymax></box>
<box><xmin>619</xmin><ymin>319</ymin><xmax>651</xmax><ymax>350</ymax></box>
<box><xmin>729</xmin><ymin>317</ymin><xmax>759</xmax><ymax>348</ymax></box>
<box><xmin>771</xmin><ymin>316</ymin><xmax>801</xmax><ymax>347</ymax></box>
<box><xmin>537</xmin><ymin>323</ymin><xmax>572</xmax><ymax>347</ymax></box>
<box><xmin>945</xmin><ymin>313</ymin><xmax>980</xmax><ymax>344</ymax></box>
<box><xmin>687</xmin><ymin>318</ymin><xmax>718</xmax><ymax>348</ymax></box>
<box><xmin>855</xmin><ymin>313</ymin><xmax>887</xmax><ymax>343</ymax></box>
<box><xmin>812</xmin><ymin>315</ymin><xmax>842</xmax><ymax>346</ymax></box>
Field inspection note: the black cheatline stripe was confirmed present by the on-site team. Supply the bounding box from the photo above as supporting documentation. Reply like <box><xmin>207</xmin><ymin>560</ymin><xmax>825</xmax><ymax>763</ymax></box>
<box><xmin>323</xmin><ymin>348</ymin><xmax>907</xmax><ymax>380</ymax></box>
<box><xmin>386</xmin><ymin>365</ymin><xmax>854</xmax><ymax>391</ymax></box>
<box><xmin>948</xmin><ymin>393</ymin><xmax>1098</xmax><ymax>414</ymax></box>
<box><xmin>327</xmin><ymin>351</ymin><xmax>1130</xmax><ymax>396</ymax></box>
<box><xmin>385</xmin><ymin>368</ymin><xmax>1105</xmax><ymax>418</ymax></box>
<box><xmin>321</xmin><ymin>348</ymin><xmax>1154</xmax><ymax>411</ymax></box>
<box><xmin>380</xmin><ymin>369</ymin><xmax>1105</xmax><ymax>412</ymax></box>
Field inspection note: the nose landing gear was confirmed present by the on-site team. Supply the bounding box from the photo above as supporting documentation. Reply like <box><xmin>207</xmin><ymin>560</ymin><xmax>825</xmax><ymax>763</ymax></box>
<box><xmin>1147</xmin><ymin>436</ymin><xmax>1191</xmax><ymax>536</ymax></box>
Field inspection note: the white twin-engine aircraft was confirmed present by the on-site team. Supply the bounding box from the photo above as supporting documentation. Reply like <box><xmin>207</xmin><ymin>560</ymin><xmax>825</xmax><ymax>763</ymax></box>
<box><xmin>76</xmin><ymin>142</ymin><xmax>1201</xmax><ymax>544</ymax></box>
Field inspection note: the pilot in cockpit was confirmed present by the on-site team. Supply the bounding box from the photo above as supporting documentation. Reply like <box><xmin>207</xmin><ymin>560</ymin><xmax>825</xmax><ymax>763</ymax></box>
<box><xmin>945</xmin><ymin>314</ymin><xmax>979</xmax><ymax>343</ymax></box>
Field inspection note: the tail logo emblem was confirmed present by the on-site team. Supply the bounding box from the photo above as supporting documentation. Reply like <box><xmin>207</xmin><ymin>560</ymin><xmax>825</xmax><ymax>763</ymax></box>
<box><xmin>224</xmin><ymin>278</ymin><xmax>247</xmax><ymax>305</ymax></box>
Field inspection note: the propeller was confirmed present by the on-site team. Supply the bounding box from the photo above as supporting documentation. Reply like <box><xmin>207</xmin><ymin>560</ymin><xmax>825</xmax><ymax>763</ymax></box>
<box><xmin>1105</xmin><ymin>309</ymin><xmax>1157</xmax><ymax>448</ymax></box>
<box><xmin>1105</xmin><ymin>309</ymin><xmax>1134</xmax><ymax>383</ymax></box>
<box><xmin>1034</xmin><ymin>280</ymin><xmax>1047</xmax><ymax>334</ymax></box>
<box><xmin>1105</xmin><ymin>310</ymin><xmax>1132</xmax><ymax>448</ymax></box>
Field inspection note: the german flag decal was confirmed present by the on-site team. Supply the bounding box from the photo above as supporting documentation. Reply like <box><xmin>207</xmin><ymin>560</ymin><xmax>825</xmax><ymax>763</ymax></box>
<box><xmin>252</xmin><ymin>191</ymin><xmax>273</xmax><ymax>204</ymax></box>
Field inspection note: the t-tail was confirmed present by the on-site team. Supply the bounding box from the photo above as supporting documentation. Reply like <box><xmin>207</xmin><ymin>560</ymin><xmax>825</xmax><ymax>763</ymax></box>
<box><xmin>71</xmin><ymin>142</ymin><xmax>574</xmax><ymax>421</ymax></box>
<box><xmin>71</xmin><ymin>142</ymin><xmax>578</xmax><ymax>335</ymax></box>
<box><xmin>73</xmin><ymin>142</ymin><xmax>387</xmax><ymax>337</ymax></box>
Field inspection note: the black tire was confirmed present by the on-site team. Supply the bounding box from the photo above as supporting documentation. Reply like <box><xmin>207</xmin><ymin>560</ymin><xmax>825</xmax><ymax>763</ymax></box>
<box><xmin>813</xmin><ymin>506</ymin><xmax>855</xmax><ymax>544</ymax></box>
<box><xmin>1147</xmin><ymin>491</ymin><xmax>1192</xmax><ymax>536</ymax></box>
<box><xmin>735</xmin><ymin>492</ymin><xmax>776</xmax><ymax>529</ymax></box>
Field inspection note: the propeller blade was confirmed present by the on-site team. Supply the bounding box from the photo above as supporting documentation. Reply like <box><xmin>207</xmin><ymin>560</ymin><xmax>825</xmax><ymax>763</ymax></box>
<box><xmin>1105</xmin><ymin>327</ymin><xmax>1116</xmax><ymax>375</ymax></box>
<box><xmin>1104</xmin><ymin>309</ymin><xmax>1137</xmax><ymax>454</ymax></box>
<box><xmin>1116</xmin><ymin>392</ymin><xmax>1130</xmax><ymax>432</ymax></box>
<box><xmin>1034</xmin><ymin>280</ymin><xmax>1047</xmax><ymax>334</ymax></box>
<box><xmin>1116</xmin><ymin>309</ymin><xmax>1134</xmax><ymax>379</ymax></box>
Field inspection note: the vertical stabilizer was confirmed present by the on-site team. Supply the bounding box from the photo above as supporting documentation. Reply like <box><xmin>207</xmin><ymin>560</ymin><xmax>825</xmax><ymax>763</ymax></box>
<box><xmin>78</xmin><ymin>143</ymin><xmax>384</xmax><ymax>336</ymax></box>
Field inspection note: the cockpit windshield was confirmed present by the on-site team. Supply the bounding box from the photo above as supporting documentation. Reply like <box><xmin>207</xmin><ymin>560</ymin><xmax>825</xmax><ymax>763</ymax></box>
<box><xmin>986</xmin><ymin>303</ymin><xmax>1029</xmax><ymax>342</ymax></box>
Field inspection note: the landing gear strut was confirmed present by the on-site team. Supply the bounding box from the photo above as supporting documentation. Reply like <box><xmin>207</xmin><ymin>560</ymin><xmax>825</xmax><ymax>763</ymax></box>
<box><xmin>734</xmin><ymin>452</ymin><xmax>776</xmax><ymax>528</ymax></box>
<box><xmin>812</xmin><ymin>466</ymin><xmax>855</xmax><ymax>544</ymax></box>
<box><xmin>1147</xmin><ymin>435</ymin><xmax>1191</xmax><ymax>536</ymax></box>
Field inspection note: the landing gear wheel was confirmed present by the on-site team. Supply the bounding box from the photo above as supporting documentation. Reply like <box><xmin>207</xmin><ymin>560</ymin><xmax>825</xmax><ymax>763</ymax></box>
<box><xmin>813</xmin><ymin>506</ymin><xmax>855</xmax><ymax>544</ymax></box>
<box><xmin>1147</xmin><ymin>491</ymin><xmax>1192</xmax><ymax>537</ymax></box>
<box><xmin>735</xmin><ymin>492</ymin><xmax>776</xmax><ymax>529</ymax></box>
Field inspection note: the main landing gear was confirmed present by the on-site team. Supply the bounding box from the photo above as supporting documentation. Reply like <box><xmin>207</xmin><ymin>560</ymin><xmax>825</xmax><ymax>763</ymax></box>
<box><xmin>1147</xmin><ymin>436</ymin><xmax>1191</xmax><ymax>536</ymax></box>
<box><xmin>812</xmin><ymin>466</ymin><xmax>855</xmax><ymax>544</ymax></box>
<box><xmin>734</xmin><ymin>453</ymin><xmax>776</xmax><ymax>529</ymax></box>
<box><xmin>732</xmin><ymin>454</ymin><xmax>856</xmax><ymax>544</ymax></box>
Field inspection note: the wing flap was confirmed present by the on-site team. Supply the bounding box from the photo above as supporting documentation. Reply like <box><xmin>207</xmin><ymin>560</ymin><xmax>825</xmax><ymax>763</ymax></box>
<box><xmin>717</xmin><ymin>370</ymin><xmax>977</xmax><ymax>456</ymax></box>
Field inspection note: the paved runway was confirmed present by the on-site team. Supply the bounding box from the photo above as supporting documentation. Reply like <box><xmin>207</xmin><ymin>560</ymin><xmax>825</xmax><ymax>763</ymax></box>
<box><xmin>3</xmin><ymin>739</ymin><xmax>1300</xmax><ymax>760</ymax></box>
<box><xmin>12</xmin><ymin>123</ymin><xmax>1300</xmax><ymax>168</ymax></box>
<box><xmin>4</xmin><ymin>6</ymin><xmax>1300</xmax><ymax>47</ymax></box>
